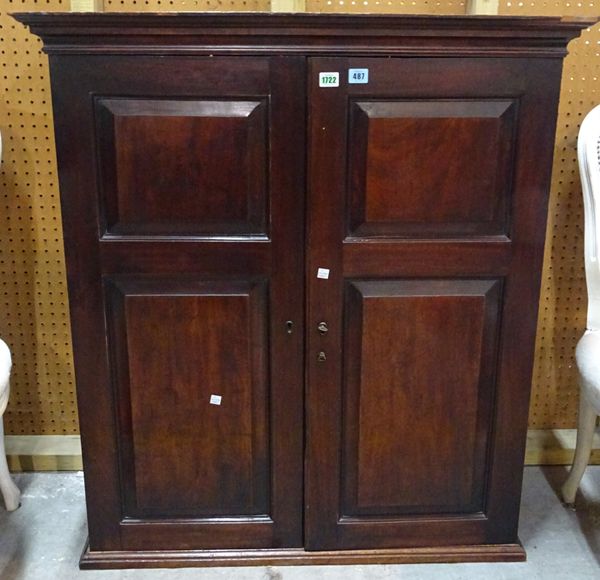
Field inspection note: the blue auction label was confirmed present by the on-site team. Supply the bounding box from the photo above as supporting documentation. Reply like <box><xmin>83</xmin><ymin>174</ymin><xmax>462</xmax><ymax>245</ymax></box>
<box><xmin>348</xmin><ymin>69</ymin><xmax>369</xmax><ymax>84</ymax></box>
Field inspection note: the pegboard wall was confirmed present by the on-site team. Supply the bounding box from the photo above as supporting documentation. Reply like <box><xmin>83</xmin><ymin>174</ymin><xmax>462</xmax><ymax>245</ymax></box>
<box><xmin>0</xmin><ymin>0</ymin><xmax>268</xmax><ymax>436</ymax></box>
<box><xmin>0</xmin><ymin>0</ymin><xmax>596</xmax><ymax>435</ymax></box>
<box><xmin>304</xmin><ymin>0</ymin><xmax>465</xmax><ymax>13</ymax></box>
<box><xmin>497</xmin><ymin>0</ymin><xmax>599</xmax><ymax>428</ymax></box>
<box><xmin>100</xmin><ymin>0</ymin><xmax>268</xmax><ymax>11</ymax></box>
<box><xmin>1</xmin><ymin>0</ymin><xmax>75</xmax><ymax>435</ymax></box>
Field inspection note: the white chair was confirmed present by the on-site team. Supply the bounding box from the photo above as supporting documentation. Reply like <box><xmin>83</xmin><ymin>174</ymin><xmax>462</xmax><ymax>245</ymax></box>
<box><xmin>0</xmin><ymin>339</ymin><xmax>20</xmax><ymax>511</ymax></box>
<box><xmin>0</xmin><ymin>131</ymin><xmax>20</xmax><ymax>511</ymax></box>
<box><xmin>561</xmin><ymin>105</ymin><xmax>600</xmax><ymax>505</ymax></box>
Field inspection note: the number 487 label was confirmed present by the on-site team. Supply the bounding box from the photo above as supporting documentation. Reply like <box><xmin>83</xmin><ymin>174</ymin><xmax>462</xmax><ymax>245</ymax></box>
<box><xmin>319</xmin><ymin>72</ymin><xmax>340</xmax><ymax>87</ymax></box>
<box><xmin>349</xmin><ymin>68</ymin><xmax>369</xmax><ymax>84</ymax></box>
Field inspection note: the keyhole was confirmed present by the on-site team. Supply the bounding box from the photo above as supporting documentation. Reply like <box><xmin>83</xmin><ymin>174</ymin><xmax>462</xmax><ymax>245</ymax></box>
<box><xmin>286</xmin><ymin>321</ymin><xmax>293</xmax><ymax>334</ymax></box>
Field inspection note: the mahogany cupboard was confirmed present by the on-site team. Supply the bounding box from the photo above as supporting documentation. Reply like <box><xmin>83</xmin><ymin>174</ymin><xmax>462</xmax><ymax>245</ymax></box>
<box><xmin>14</xmin><ymin>12</ymin><xmax>594</xmax><ymax>568</ymax></box>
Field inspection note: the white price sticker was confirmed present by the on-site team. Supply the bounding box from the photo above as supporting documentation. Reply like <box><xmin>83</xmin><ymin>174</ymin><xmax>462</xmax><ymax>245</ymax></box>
<box><xmin>209</xmin><ymin>394</ymin><xmax>222</xmax><ymax>406</ymax></box>
<box><xmin>348</xmin><ymin>68</ymin><xmax>369</xmax><ymax>84</ymax></box>
<box><xmin>319</xmin><ymin>72</ymin><xmax>339</xmax><ymax>88</ymax></box>
<box><xmin>317</xmin><ymin>268</ymin><xmax>330</xmax><ymax>280</ymax></box>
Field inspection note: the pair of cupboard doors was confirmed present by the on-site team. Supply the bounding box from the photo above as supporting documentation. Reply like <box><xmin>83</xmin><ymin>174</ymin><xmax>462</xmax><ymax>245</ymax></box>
<box><xmin>37</xmin><ymin>26</ymin><xmax>568</xmax><ymax>559</ymax></box>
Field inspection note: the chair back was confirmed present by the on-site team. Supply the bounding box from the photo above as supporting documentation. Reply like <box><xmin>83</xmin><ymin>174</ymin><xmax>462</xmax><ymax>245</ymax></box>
<box><xmin>0</xmin><ymin>130</ymin><xmax>10</xmax><ymax>414</ymax></box>
<box><xmin>578</xmin><ymin>105</ymin><xmax>600</xmax><ymax>331</ymax></box>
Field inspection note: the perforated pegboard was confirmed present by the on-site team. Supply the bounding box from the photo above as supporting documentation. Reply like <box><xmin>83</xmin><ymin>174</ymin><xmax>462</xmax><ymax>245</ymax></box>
<box><xmin>305</xmin><ymin>0</ymin><xmax>465</xmax><ymax>13</ymax></box>
<box><xmin>498</xmin><ymin>0</ymin><xmax>599</xmax><ymax>428</ymax></box>
<box><xmin>0</xmin><ymin>0</ymin><xmax>266</xmax><ymax>436</ymax></box>
<box><xmin>0</xmin><ymin>0</ymin><xmax>77</xmax><ymax>435</ymax></box>
<box><xmin>102</xmin><ymin>0</ymin><xmax>269</xmax><ymax>11</ymax></box>
<box><xmin>0</xmin><ymin>0</ymin><xmax>596</xmax><ymax>436</ymax></box>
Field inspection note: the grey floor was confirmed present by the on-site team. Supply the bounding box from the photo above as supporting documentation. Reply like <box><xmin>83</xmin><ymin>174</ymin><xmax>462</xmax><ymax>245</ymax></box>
<box><xmin>1</xmin><ymin>467</ymin><xmax>600</xmax><ymax>579</ymax></box>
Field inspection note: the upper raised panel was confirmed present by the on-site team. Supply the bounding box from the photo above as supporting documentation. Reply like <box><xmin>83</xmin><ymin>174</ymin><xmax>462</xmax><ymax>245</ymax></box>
<box><xmin>348</xmin><ymin>100</ymin><xmax>517</xmax><ymax>238</ymax></box>
<box><xmin>96</xmin><ymin>98</ymin><xmax>269</xmax><ymax>237</ymax></box>
<box><xmin>106</xmin><ymin>278</ymin><xmax>270</xmax><ymax>519</ymax></box>
<box><xmin>342</xmin><ymin>279</ymin><xmax>502</xmax><ymax>517</ymax></box>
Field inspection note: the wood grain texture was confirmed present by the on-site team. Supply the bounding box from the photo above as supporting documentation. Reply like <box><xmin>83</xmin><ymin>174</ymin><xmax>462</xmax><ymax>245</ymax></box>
<box><xmin>12</xmin><ymin>11</ymin><xmax>589</xmax><ymax>566</ymax></box>
<box><xmin>106</xmin><ymin>278</ymin><xmax>269</xmax><ymax>518</ymax></box>
<box><xmin>348</xmin><ymin>100</ymin><xmax>517</xmax><ymax>237</ymax></box>
<box><xmin>96</xmin><ymin>98</ymin><xmax>268</xmax><ymax>236</ymax></box>
<box><xmin>342</xmin><ymin>279</ymin><xmax>502</xmax><ymax>516</ymax></box>
<box><xmin>13</xmin><ymin>13</ymin><xmax>594</xmax><ymax>58</ymax></box>
<box><xmin>79</xmin><ymin>543</ymin><xmax>526</xmax><ymax>569</ymax></box>
<box><xmin>43</xmin><ymin>52</ymin><xmax>305</xmax><ymax>552</ymax></box>
<box><xmin>1</xmin><ymin>1</ymin><xmax>597</xmax><ymax>446</ymax></box>
<box><xmin>305</xmin><ymin>54</ymin><xmax>565</xmax><ymax>551</ymax></box>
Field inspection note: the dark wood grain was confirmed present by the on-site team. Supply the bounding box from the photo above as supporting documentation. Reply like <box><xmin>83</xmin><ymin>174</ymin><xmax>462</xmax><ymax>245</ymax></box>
<box><xmin>12</xmin><ymin>11</ymin><xmax>591</xmax><ymax>568</ymax></box>
<box><xmin>12</xmin><ymin>13</ymin><xmax>595</xmax><ymax>58</ymax></box>
<box><xmin>96</xmin><ymin>98</ymin><xmax>268</xmax><ymax>236</ymax></box>
<box><xmin>106</xmin><ymin>278</ymin><xmax>269</xmax><ymax>517</ymax></box>
<box><xmin>348</xmin><ymin>99</ymin><xmax>517</xmax><ymax>237</ymax></box>
<box><xmin>80</xmin><ymin>542</ymin><xmax>526</xmax><ymax>569</ymax></box>
<box><xmin>343</xmin><ymin>238</ymin><xmax>512</xmax><ymax>277</ymax></box>
<box><xmin>43</xmin><ymin>52</ymin><xmax>305</xmax><ymax>553</ymax></box>
<box><xmin>342</xmin><ymin>279</ymin><xmax>501</xmax><ymax>516</ymax></box>
<box><xmin>305</xmin><ymin>55</ymin><xmax>565</xmax><ymax>551</ymax></box>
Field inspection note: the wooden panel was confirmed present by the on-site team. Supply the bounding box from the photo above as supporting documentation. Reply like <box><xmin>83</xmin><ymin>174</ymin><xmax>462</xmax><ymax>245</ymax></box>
<box><xmin>0</xmin><ymin>0</ymin><xmax>266</xmax><ymax>438</ymax></box>
<box><xmin>343</xmin><ymin>238</ymin><xmax>512</xmax><ymax>277</ymax></box>
<box><xmin>32</xmin><ymin>51</ymin><xmax>306</xmax><ymax>551</ymax></box>
<box><xmin>96</xmin><ymin>98</ymin><xmax>268</xmax><ymax>236</ymax></box>
<box><xmin>106</xmin><ymin>278</ymin><xmax>269</xmax><ymax>518</ymax></box>
<box><xmin>79</xmin><ymin>543</ymin><xmax>526</xmax><ymax>569</ymax></box>
<box><xmin>305</xmin><ymin>53</ymin><xmax>565</xmax><ymax>551</ymax></box>
<box><xmin>348</xmin><ymin>100</ymin><xmax>517</xmax><ymax>237</ymax></box>
<box><xmin>342</xmin><ymin>279</ymin><xmax>502</xmax><ymax>516</ymax></box>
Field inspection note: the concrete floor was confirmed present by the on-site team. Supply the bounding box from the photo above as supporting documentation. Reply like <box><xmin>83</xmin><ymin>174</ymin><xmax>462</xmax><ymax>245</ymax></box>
<box><xmin>1</xmin><ymin>467</ymin><xmax>600</xmax><ymax>579</ymax></box>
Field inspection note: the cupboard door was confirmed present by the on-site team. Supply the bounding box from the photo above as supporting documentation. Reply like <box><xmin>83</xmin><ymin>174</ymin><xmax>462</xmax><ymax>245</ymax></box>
<box><xmin>305</xmin><ymin>57</ymin><xmax>563</xmax><ymax>549</ymax></box>
<box><xmin>49</xmin><ymin>56</ymin><xmax>305</xmax><ymax>551</ymax></box>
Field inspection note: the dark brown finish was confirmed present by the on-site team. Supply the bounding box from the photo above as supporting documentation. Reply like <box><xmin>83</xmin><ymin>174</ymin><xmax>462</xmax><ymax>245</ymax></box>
<box><xmin>342</xmin><ymin>279</ymin><xmax>501</xmax><ymax>516</ymax></box>
<box><xmin>106</xmin><ymin>278</ymin><xmax>269</xmax><ymax>518</ymax></box>
<box><xmin>304</xmin><ymin>54</ymin><xmax>567</xmax><ymax>551</ymax></box>
<box><xmin>12</xmin><ymin>11</ymin><xmax>594</xmax><ymax>568</ymax></box>
<box><xmin>12</xmin><ymin>12</ymin><xmax>594</xmax><ymax>57</ymax></box>
<box><xmin>79</xmin><ymin>542</ymin><xmax>526</xmax><ymax>569</ymax></box>
<box><xmin>96</xmin><ymin>98</ymin><xmax>268</xmax><ymax>236</ymax></box>
<box><xmin>348</xmin><ymin>100</ymin><xmax>517</xmax><ymax>237</ymax></box>
<box><xmin>24</xmin><ymin>49</ymin><xmax>305</xmax><ymax>554</ymax></box>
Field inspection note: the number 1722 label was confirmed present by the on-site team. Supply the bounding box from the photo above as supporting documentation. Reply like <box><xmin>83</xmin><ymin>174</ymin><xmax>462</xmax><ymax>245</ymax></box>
<box><xmin>319</xmin><ymin>72</ymin><xmax>340</xmax><ymax>87</ymax></box>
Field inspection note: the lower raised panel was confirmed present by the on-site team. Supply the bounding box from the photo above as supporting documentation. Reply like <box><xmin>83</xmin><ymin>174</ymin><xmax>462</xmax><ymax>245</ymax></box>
<box><xmin>105</xmin><ymin>278</ymin><xmax>270</xmax><ymax>520</ymax></box>
<box><xmin>342</xmin><ymin>279</ymin><xmax>502</xmax><ymax>517</ymax></box>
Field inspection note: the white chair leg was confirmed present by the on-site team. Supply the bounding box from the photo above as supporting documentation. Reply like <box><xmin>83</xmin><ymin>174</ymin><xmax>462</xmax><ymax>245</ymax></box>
<box><xmin>562</xmin><ymin>390</ymin><xmax>598</xmax><ymax>505</ymax></box>
<box><xmin>0</xmin><ymin>417</ymin><xmax>20</xmax><ymax>511</ymax></box>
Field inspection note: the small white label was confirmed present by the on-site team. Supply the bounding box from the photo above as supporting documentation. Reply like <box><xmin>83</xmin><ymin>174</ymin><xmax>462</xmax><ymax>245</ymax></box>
<box><xmin>348</xmin><ymin>68</ymin><xmax>369</xmax><ymax>84</ymax></box>
<box><xmin>317</xmin><ymin>268</ymin><xmax>330</xmax><ymax>280</ymax></box>
<box><xmin>319</xmin><ymin>72</ymin><xmax>339</xmax><ymax>88</ymax></box>
<box><xmin>209</xmin><ymin>394</ymin><xmax>222</xmax><ymax>406</ymax></box>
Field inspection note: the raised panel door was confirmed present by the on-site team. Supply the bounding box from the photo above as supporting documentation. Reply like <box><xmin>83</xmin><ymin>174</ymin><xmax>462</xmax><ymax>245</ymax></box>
<box><xmin>348</xmin><ymin>99</ymin><xmax>517</xmax><ymax>237</ymax></box>
<box><xmin>106</xmin><ymin>278</ymin><xmax>270</xmax><ymax>520</ymax></box>
<box><xmin>305</xmin><ymin>56</ymin><xmax>563</xmax><ymax>550</ymax></box>
<box><xmin>342</xmin><ymin>279</ymin><xmax>501</xmax><ymax>518</ymax></box>
<box><xmin>96</xmin><ymin>98</ymin><xmax>269</xmax><ymax>236</ymax></box>
<box><xmin>49</xmin><ymin>55</ymin><xmax>306</xmax><ymax>551</ymax></box>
